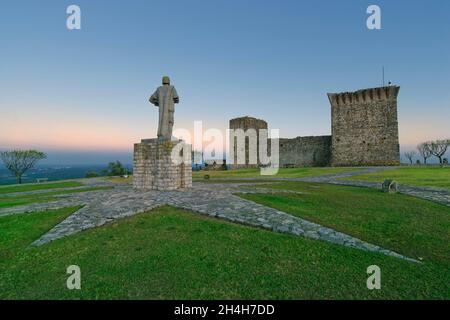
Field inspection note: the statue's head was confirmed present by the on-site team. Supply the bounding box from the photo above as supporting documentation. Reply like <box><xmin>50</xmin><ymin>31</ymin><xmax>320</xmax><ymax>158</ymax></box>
<box><xmin>162</xmin><ymin>76</ymin><xmax>170</xmax><ymax>85</ymax></box>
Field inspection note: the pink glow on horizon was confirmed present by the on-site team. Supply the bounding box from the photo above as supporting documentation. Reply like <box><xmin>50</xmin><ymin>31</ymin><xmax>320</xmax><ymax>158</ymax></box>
<box><xmin>1</xmin><ymin>119</ymin><xmax>138</xmax><ymax>152</ymax></box>
<box><xmin>1</xmin><ymin>104</ymin><xmax>449</xmax><ymax>153</ymax></box>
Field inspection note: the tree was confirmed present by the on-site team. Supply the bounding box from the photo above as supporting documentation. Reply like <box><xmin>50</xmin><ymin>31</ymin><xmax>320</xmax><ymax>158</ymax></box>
<box><xmin>417</xmin><ymin>142</ymin><xmax>432</xmax><ymax>164</ymax></box>
<box><xmin>404</xmin><ymin>151</ymin><xmax>416</xmax><ymax>165</ymax></box>
<box><xmin>85</xmin><ymin>171</ymin><xmax>100</xmax><ymax>178</ymax></box>
<box><xmin>105</xmin><ymin>161</ymin><xmax>126</xmax><ymax>176</ymax></box>
<box><xmin>429</xmin><ymin>139</ymin><xmax>450</xmax><ymax>165</ymax></box>
<box><xmin>0</xmin><ymin>150</ymin><xmax>47</xmax><ymax>184</ymax></box>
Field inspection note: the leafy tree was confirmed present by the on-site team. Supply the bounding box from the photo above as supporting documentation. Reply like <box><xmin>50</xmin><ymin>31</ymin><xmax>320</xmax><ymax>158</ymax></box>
<box><xmin>429</xmin><ymin>139</ymin><xmax>450</xmax><ymax>165</ymax></box>
<box><xmin>105</xmin><ymin>161</ymin><xmax>127</xmax><ymax>176</ymax></box>
<box><xmin>417</xmin><ymin>142</ymin><xmax>432</xmax><ymax>164</ymax></box>
<box><xmin>404</xmin><ymin>151</ymin><xmax>416</xmax><ymax>165</ymax></box>
<box><xmin>0</xmin><ymin>150</ymin><xmax>47</xmax><ymax>184</ymax></box>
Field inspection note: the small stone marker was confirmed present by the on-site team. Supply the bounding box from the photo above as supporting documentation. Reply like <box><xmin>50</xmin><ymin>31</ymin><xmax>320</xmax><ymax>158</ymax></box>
<box><xmin>382</xmin><ymin>180</ymin><xmax>398</xmax><ymax>193</ymax></box>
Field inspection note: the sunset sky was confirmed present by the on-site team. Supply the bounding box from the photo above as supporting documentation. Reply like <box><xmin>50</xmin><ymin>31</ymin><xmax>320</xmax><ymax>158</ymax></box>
<box><xmin>1</xmin><ymin>0</ymin><xmax>449</xmax><ymax>164</ymax></box>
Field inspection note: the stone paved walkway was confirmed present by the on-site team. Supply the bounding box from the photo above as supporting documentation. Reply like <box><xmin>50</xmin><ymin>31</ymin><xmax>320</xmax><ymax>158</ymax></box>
<box><xmin>0</xmin><ymin>178</ymin><xmax>418</xmax><ymax>262</ymax></box>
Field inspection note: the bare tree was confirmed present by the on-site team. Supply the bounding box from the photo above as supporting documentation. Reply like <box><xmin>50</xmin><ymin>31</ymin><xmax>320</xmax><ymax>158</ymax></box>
<box><xmin>0</xmin><ymin>150</ymin><xmax>47</xmax><ymax>184</ymax></box>
<box><xmin>404</xmin><ymin>151</ymin><xmax>416</xmax><ymax>165</ymax></box>
<box><xmin>417</xmin><ymin>142</ymin><xmax>432</xmax><ymax>164</ymax></box>
<box><xmin>429</xmin><ymin>139</ymin><xmax>450</xmax><ymax>165</ymax></box>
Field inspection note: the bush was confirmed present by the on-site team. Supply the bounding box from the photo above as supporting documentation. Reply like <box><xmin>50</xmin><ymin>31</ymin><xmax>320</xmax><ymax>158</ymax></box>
<box><xmin>105</xmin><ymin>161</ymin><xmax>127</xmax><ymax>176</ymax></box>
<box><xmin>85</xmin><ymin>171</ymin><xmax>100</xmax><ymax>178</ymax></box>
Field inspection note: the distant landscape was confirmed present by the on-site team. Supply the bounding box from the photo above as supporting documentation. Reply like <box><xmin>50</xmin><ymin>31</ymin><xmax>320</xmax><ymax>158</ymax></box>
<box><xmin>0</xmin><ymin>164</ymin><xmax>132</xmax><ymax>185</ymax></box>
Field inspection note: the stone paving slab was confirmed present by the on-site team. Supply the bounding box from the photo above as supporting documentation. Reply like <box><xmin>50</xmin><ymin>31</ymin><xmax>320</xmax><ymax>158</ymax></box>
<box><xmin>0</xmin><ymin>180</ymin><xmax>418</xmax><ymax>262</ymax></box>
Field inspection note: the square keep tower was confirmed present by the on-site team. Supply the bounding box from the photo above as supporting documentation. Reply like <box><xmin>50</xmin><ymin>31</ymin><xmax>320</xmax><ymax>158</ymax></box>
<box><xmin>328</xmin><ymin>86</ymin><xmax>400</xmax><ymax>166</ymax></box>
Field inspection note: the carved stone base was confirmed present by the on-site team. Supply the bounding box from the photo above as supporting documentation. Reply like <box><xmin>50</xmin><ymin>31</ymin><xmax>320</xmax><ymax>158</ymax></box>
<box><xmin>133</xmin><ymin>138</ymin><xmax>192</xmax><ymax>191</ymax></box>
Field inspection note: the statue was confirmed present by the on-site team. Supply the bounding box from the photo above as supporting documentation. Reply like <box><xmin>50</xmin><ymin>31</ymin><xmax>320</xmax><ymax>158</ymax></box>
<box><xmin>149</xmin><ymin>76</ymin><xmax>179</xmax><ymax>140</ymax></box>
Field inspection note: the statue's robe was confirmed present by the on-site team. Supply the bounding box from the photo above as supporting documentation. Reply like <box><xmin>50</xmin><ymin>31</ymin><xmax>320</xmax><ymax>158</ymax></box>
<box><xmin>149</xmin><ymin>85</ymin><xmax>179</xmax><ymax>140</ymax></box>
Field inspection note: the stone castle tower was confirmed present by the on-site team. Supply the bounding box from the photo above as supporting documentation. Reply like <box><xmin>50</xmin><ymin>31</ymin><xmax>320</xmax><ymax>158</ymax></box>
<box><xmin>327</xmin><ymin>86</ymin><xmax>400</xmax><ymax>166</ymax></box>
<box><xmin>229</xmin><ymin>116</ymin><xmax>268</xmax><ymax>168</ymax></box>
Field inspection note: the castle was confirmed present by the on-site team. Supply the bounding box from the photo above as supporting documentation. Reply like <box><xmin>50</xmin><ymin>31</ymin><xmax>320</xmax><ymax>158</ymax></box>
<box><xmin>229</xmin><ymin>85</ymin><xmax>401</xmax><ymax>167</ymax></box>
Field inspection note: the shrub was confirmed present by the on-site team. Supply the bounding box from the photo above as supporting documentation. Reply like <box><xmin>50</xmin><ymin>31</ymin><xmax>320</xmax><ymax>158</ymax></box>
<box><xmin>85</xmin><ymin>171</ymin><xmax>100</xmax><ymax>178</ymax></box>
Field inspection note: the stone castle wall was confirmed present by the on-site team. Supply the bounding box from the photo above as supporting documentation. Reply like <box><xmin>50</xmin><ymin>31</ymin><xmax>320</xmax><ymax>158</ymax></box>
<box><xmin>328</xmin><ymin>86</ymin><xmax>400</xmax><ymax>166</ymax></box>
<box><xmin>228</xmin><ymin>86</ymin><xmax>401</xmax><ymax>168</ymax></box>
<box><xmin>229</xmin><ymin>116</ymin><xmax>268</xmax><ymax>169</ymax></box>
<box><xmin>278</xmin><ymin>136</ymin><xmax>332</xmax><ymax>167</ymax></box>
<box><xmin>133</xmin><ymin>139</ymin><xmax>192</xmax><ymax>190</ymax></box>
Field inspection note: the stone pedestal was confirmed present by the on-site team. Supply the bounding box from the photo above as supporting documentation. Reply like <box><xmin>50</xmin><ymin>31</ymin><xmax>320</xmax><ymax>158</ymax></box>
<box><xmin>133</xmin><ymin>138</ymin><xmax>192</xmax><ymax>191</ymax></box>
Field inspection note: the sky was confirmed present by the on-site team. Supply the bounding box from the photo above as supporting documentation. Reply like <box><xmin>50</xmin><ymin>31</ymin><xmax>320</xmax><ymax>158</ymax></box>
<box><xmin>0</xmin><ymin>0</ymin><xmax>449</xmax><ymax>164</ymax></box>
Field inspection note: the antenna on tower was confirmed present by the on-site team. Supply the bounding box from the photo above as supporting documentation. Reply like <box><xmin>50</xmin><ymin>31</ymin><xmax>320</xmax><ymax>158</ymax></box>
<box><xmin>382</xmin><ymin>66</ymin><xmax>385</xmax><ymax>87</ymax></box>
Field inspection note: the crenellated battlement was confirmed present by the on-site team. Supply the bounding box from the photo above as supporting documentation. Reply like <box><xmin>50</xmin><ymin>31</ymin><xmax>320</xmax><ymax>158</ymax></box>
<box><xmin>327</xmin><ymin>86</ymin><xmax>400</xmax><ymax>107</ymax></box>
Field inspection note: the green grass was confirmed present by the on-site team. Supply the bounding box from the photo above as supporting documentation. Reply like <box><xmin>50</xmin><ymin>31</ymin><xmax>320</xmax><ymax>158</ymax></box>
<box><xmin>110</xmin><ymin>168</ymin><xmax>358</xmax><ymax>184</ymax></box>
<box><xmin>107</xmin><ymin>176</ymin><xmax>132</xmax><ymax>184</ymax></box>
<box><xmin>344</xmin><ymin>167</ymin><xmax>450</xmax><ymax>189</ymax></box>
<box><xmin>199</xmin><ymin>179</ymin><xmax>281</xmax><ymax>184</ymax></box>
<box><xmin>193</xmin><ymin>167</ymin><xmax>357</xmax><ymax>180</ymax></box>
<box><xmin>239</xmin><ymin>182</ymin><xmax>450</xmax><ymax>267</ymax></box>
<box><xmin>112</xmin><ymin>168</ymin><xmax>358</xmax><ymax>185</ymax></box>
<box><xmin>0</xmin><ymin>181</ymin><xmax>83</xmax><ymax>195</ymax></box>
<box><xmin>0</xmin><ymin>187</ymin><xmax>112</xmax><ymax>209</ymax></box>
<box><xmin>1</xmin><ymin>175</ymin><xmax>448</xmax><ymax>299</ymax></box>
<box><xmin>0</xmin><ymin>206</ymin><xmax>80</xmax><ymax>258</ymax></box>
<box><xmin>0</xmin><ymin>196</ymin><xmax>57</xmax><ymax>209</ymax></box>
<box><xmin>0</xmin><ymin>205</ymin><xmax>448</xmax><ymax>299</ymax></box>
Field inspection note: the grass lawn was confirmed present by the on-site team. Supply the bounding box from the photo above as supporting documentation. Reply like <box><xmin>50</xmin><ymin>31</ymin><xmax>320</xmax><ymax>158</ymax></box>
<box><xmin>0</xmin><ymin>205</ymin><xmax>448</xmax><ymax>299</ymax></box>
<box><xmin>106</xmin><ymin>168</ymin><xmax>359</xmax><ymax>184</ymax></box>
<box><xmin>239</xmin><ymin>182</ymin><xmax>450</xmax><ymax>267</ymax></box>
<box><xmin>193</xmin><ymin>167</ymin><xmax>357</xmax><ymax>180</ymax></box>
<box><xmin>0</xmin><ymin>181</ymin><xmax>83</xmax><ymax>195</ymax></box>
<box><xmin>344</xmin><ymin>167</ymin><xmax>450</xmax><ymax>189</ymax></box>
<box><xmin>0</xmin><ymin>187</ymin><xmax>113</xmax><ymax>209</ymax></box>
<box><xmin>107</xmin><ymin>176</ymin><xmax>133</xmax><ymax>184</ymax></box>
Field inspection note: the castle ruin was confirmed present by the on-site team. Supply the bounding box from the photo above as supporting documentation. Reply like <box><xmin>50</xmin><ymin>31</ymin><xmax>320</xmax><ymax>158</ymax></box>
<box><xmin>328</xmin><ymin>86</ymin><xmax>400</xmax><ymax>166</ymax></box>
<box><xmin>229</xmin><ymin>85</ymin><xmax>400</xmax><ymax>167</ymax></box>
<box><xmin>229</xmin><ymin>116</ymin><xmax>268</xmax><ymax>168</ymax></box>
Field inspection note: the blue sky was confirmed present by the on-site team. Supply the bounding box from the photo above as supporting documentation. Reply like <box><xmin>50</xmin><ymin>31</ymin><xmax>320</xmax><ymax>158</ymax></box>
<box><xmin>0</xmin><ymin>0</ymin><xmax>449</xmax><ymax>164</ymax></box>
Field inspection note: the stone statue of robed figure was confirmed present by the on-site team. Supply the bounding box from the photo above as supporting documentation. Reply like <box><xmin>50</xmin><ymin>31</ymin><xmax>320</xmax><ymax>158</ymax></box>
<box><xmin>133</xmin><ymin>76</ymin><xmax>191</xmax><ymax>191</ymax></box>
<box><xmin>149</xmin><ymin>76</ymin><xmax>179</xmax><ymax>140</ymax></box>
